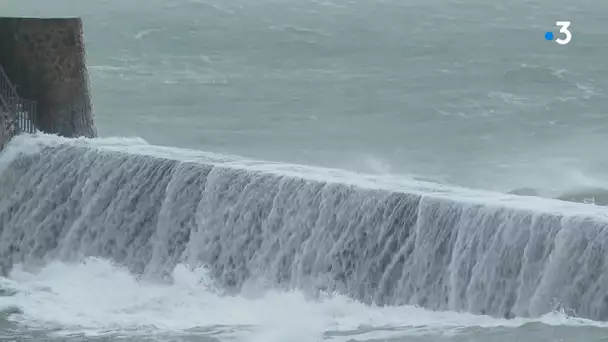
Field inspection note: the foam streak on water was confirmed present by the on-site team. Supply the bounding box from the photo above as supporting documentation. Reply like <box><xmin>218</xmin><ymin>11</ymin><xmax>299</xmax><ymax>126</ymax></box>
<box><xmin>3</xmin><ymin>135</ymin><xmax>608</xmax><ymax>340</ymax></box>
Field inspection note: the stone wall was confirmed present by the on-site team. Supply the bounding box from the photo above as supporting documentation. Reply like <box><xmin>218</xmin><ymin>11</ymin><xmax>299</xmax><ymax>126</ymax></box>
<box><xmin>0</xmin><ymin>17</ymin><xmax>97</xmax><ymax>138</ymax></box>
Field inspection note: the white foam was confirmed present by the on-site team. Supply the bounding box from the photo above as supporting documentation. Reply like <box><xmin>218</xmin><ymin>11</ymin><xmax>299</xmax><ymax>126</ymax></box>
<box><xmin>4</xmin><ymin>133</ymin><xmax>608</xmax><ymax>220</ymax></box>
<box><xmin>1</xmin><ymin>258</ymin><xmax>606</xmax><ymax>341</ymax></box>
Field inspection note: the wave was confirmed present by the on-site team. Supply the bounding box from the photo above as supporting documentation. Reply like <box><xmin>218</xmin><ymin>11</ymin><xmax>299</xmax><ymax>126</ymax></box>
<box><xmin>2</xmin><ymin>134</ymin><xmax>608</xmax><ymax>323</ymax></box>
<box><xmin>1</xmin><ymin>258</ymin><xmax>607</xmax><ymax>341</ymax></box>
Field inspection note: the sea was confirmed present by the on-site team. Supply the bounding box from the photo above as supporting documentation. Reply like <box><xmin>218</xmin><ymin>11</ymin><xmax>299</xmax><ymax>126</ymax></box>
<box><xmin>2</xmin><ymin>0</ymin><xmax>608</xmax><ymax>341</ymax></box>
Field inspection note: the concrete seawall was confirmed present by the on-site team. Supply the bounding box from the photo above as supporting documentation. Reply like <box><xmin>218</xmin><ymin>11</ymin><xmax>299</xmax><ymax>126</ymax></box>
<box><xmin>4</xmin><ymin>135</ymin><xmax>608</xmax><ymax>320</ymax></box>
<box><xmin>0</xmin><ymin>17</ymin><xmax>97</xmax><ymax>139</ymax></box>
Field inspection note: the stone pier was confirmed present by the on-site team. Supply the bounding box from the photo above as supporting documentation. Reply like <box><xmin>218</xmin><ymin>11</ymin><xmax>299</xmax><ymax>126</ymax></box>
<box><xmin>0</xmin><ymin>17</ymin><xmax>97</xmax><ymax>138</ymax></box>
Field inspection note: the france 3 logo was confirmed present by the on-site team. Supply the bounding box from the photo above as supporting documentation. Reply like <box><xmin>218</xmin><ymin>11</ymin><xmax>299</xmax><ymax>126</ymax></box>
<box><xmin>545</xmin><ymin>21</ymin><xmax>572</xmax><ymax>45</ymax></box>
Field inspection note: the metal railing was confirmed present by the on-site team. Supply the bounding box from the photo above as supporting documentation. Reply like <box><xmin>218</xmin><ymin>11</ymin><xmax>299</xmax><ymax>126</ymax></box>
<box><xmin>0</xmin><ymin>64</ymin><xmax>21</xmax><ymax>115</ymax></box>
<box><xmin>0</xmin><ymin>64</ymin><xmax>37</xmax><ymax>135</ymax></box>
<box><xmin>15</xmin><ymin>100</ymin><xmax>37</xmax><ymax>133</ymax></box>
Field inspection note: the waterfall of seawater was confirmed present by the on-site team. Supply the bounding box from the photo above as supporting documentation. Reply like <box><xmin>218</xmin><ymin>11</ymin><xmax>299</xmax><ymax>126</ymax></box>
<box><xmin>2</xmin><ymin>134</ymin><xmax>608</xmax><ymax>322</ymax></box>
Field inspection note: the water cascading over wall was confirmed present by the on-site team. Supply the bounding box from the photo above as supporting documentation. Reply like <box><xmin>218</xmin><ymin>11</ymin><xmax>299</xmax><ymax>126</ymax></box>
<box><xmin>2</xmin><ymin>136</ymin><xmax>608</xmax><ymax>321</ymax></box>
<box><xmin>0</xmin><ymin>17</ymin><xmax>97</xmax><ymax>138</ymax></box>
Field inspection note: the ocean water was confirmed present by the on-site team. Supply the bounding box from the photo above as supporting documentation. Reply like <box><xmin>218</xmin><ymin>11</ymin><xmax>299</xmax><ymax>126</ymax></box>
<box><xmin>2</xmin><ymin>0</ymin><xmax>608</xmax><ymax>341</ymax></box>
<box><xmin>6</xmin><ymin>0</ymin><xmax>608</xmax><ymax>197</ymax></box>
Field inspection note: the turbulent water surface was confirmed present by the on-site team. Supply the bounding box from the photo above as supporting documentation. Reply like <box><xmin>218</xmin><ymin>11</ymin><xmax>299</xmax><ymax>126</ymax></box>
<box><xmin>2</xmin><ymin>0</ymin><xmax>608</xmax><ymax>341</ymax></box>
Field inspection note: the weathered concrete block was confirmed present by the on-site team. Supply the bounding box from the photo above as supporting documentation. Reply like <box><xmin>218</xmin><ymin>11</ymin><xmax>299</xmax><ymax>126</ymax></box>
<box><xmin>0</xmin><ymin>17</ymin><xmax>97</xmax><ymax>138</ymax></box>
